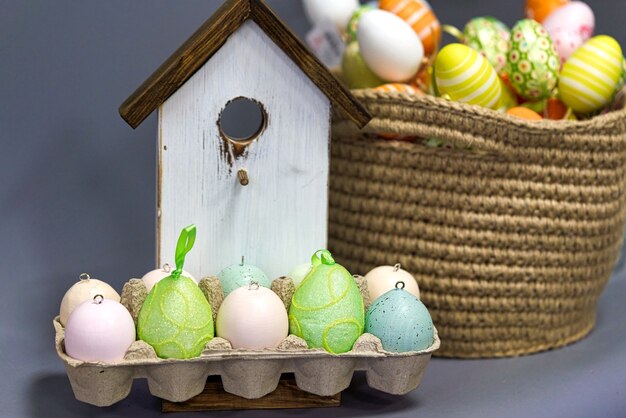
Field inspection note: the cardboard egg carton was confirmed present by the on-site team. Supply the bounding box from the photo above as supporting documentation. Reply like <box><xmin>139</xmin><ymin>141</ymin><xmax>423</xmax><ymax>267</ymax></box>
<box><xmin>54</xmin><ymin>277</ymin><xmax>440</xmax><ymax>407</ymax></box>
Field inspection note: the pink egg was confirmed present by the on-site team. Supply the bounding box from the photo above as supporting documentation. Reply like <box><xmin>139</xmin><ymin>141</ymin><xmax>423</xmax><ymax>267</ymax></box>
<box><xmin>543</xmin><ymin>1</ymin><xmax>595</xmax><ymax>41</ymax></box>
<box><xmin>551</xmin><ymin>28</ymin><xmax>586</xmax><ymax>65</ymax></box>
<box><xmin>141</xmin><ymin>264</ymin><xmax>196</xmax><ymax>293</ymax></box>
<box><xmin>216</xmin><ymin>285</ymin><xmax>288</xmax><ymax>349</ymax></box>
<box><xmin>64</xmin><ymin>297</ymin><xmax>136</xmax><ymax>363</ymax></box>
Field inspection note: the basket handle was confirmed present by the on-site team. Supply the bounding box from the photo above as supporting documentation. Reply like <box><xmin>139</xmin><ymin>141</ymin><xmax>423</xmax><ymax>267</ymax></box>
<box><xmin>335</xmin><ymin>91</ymin><xmax>626</xmax><ymax>162</ymax></box>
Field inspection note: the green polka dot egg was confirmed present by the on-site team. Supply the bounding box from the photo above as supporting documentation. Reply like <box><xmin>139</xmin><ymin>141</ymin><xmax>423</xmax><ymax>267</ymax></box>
<box><xmin>464</xmin><ymin>17</ymin><xmax>510</xmax><ymax>75</ymax></box>
<box><xmin>288</xmin><ymin>250</ymin><xmax>364</xmax><ymax>354</ymax></box>
<box><xmin>508</xmin><ymin>19</ymin><xmax>560</xmax><ymax>100</ymax></box>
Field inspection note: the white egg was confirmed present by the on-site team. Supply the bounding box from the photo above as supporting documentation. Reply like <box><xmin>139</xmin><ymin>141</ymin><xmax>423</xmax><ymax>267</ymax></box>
<box><xmin>216</xmin><ymin>285</ymin><xmax>288</xmax><ymax>350</ymax></box>
<box><xmin>357</xmin><ymin>10</ymin><xmax>424</xmax><ymax>82</ymax></box>
<box><xmin>141</xmin><ymin>264</ymin><xmax>197</xmax><ymax>293</ymax></box>
<box><xmin>302</xmin><ymin>0</ymin><xmax>360</xmax><ymax>34</ymax></box>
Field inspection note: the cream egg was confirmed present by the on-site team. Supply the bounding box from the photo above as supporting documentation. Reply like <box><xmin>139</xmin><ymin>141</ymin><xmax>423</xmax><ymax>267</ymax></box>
<box><xmin>59</xmin><ymin>273</ymin><xmax>120</xmax><ymax>326</ymax></box>
<box><xmin>365</xmin><ymin>264</ymin><xmax>420</xmax><ymax>301</ymax></box>
<box><xmin>302</xmin><ymin>0</ymin><xmax>359</xmax><ymax>34</ymax></box>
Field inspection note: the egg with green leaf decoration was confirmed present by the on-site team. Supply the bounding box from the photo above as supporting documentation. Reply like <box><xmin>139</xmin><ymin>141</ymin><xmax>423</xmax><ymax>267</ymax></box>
<box><xmin>288</xmin><ymin>250</ymin><xmax>364</xmax><ymax>354</ymax></box>
<box><xmin>137</xmin><ymin>225</ymin><xmax>214</xmax><ymax>359</ymax></box>
<box><xmin>507</xmin><ymin>19</ymin><xmax>560</xmax><ymax>100</ymax></box>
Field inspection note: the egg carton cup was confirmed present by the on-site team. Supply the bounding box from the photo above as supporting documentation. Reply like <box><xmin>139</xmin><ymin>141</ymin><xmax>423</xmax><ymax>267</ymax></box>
<box><xmin>54</xmin><ymin>276</ymin><xmax>440</xmax><ymax>407</ymax></box>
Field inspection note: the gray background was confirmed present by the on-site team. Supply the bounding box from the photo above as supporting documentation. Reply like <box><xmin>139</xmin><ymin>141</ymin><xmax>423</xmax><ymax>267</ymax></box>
<box><xmin>2</xmin><ymin>0</ymin><xmax>626</xmax><ymax>417</ymax></box>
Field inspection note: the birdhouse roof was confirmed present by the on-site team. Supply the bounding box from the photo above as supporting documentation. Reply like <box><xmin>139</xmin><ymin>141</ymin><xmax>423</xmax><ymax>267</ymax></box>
<box><xmin>119</xmin><ymin>0</ymin><xmax>371</xmax><ymax>129</ymax></box>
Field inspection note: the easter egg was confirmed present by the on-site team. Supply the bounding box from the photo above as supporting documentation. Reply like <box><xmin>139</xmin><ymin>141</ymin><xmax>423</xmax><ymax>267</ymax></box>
<box><xmin>137</xmin><ymin>225</ymin><xmax>214</xmax><ymax>359</ymax></box>
<box><xmin>374</xmin><ymin>83</ymin><xmax>422</xmax><ymax>94</ymax></box>
<box><xmin>346</xmin><ymin>4</ymin><xmax>376</xmax><ymax>43</ymax></box>
<box><xmin>218</xmin><ymin>260</ymin><xmax>271</xmax><ymax>296</ymax></box>
<box><xmin>64</xmin><ymin>296</ymin><xmax>136</xmax><ymax>362</ymax></box>
<box><xmin>302</xmin><ymin>0</ymin><xmax>360</xmax><ymax>34</ymax></box>
<box><xmin>379</xmin><ymin>0</ymin><xmax>441</xmax><ymax>57</ymax></box>
<box><xmin>559</xmin><ymin>35</ymin><xmax>624</xmax><ymax>114</ymax></box>
<box><xmin>288</xmin><ymin>262</ymin><xmax>313</xmax><ymax>288</ymax></box>
<box><xmin>507</xmin><ymin>107</ymin><xmax>543</xmax><ymax>120</ymax></box>
<box><xmin>525</xmin><ymin>0</ymin><xmax>569</xmax><ymax>23</ymax></box>
<box><xmin>559</xmin><ymin>35</ymin><xmax>624</xmax><ymax>113</ymax></box>
<box><xmin>364</xmin><ymin>264</ymin><xmax>420</xmax><ymax>301</ymax></box>
<box><xmin>342</xmin><ymin>41</ymin><xmax>386</xmax><ymax>89</ymax></box>
<box><xmin>464</xmin><ymin>17</ymin><xmax>510</xmax><ymax>75</ymax></box>
<box><xmin>543</xmin><ymin>2</ymin><xmax>595</xmax><ymax>64</ymax></box>
<box><xmin>508</xmin><ymin>19</ymin><xmax>560</xmax><ymax>101</ymax></box>
<box><xmin>435</xmin><ymin>43</ymin><xmax>503</xmax><ymax>109</ymax></box>
<box><xmin>137</xmin><ymin>275</ymin><xmax>214</xmax><ymax>358</ymax></box>
<box><xmin>216</xmin><ymin>284</ymin><xmax>288</xmax><ymax>349</ymax></box>
<box><xmin>141</xmin><ymin>264</ymin><xmax>196</xmax><ymax>293</ymax></box>
<box><xmin>358</xmin><ymin>10</ymin><xmax>424</xmax><ymax>82</ymax></box>
<box><xmin>59</xmin><ymin>273</ymin><xmax>120</xmax><ymax>326</ymax></box>
<box><xmin>545</xmin><ymin>98</ymin><xmax>570</xmax><ymax>120</ymax></box>
<box><xmin>288</xmin><ymin>250</ymin><xmax>364</xmax><ymax>354</ymax></box>
<box><xmin>365</xmin><ymin>283</ymin><xmax>434</xmax><ymax>352</ymax></box>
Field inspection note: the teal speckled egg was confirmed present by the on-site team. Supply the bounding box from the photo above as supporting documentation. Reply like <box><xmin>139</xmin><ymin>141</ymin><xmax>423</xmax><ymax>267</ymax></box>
<box><xmin>365</xmin><ymin>284</ymin><xmax>434</xmax><ymax>352</ymax></box>
<box><xmin>217</xmin><ymin>261</ymin><xmax>271</xmax><ymax>296</ymax></box>
<box><xmin>507</xmin><ymin>19</ymin><xmax>560</xmax><ymax>100</ymax></box>
<box><xmin>464</xmin><ymin>17</ymin><xmax>510</xmax><ymax>75</ymax></box>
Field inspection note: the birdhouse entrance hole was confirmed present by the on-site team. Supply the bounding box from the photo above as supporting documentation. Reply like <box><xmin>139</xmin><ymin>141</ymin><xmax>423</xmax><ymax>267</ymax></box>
<box><xmin>218</xmin><ymin>97</ymin><xmax>267</xmax><ymax>146</ymax></box>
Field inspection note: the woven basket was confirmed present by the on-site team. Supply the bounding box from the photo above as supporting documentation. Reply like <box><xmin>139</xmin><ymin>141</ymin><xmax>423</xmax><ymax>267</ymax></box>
<box><xmin>329</xmin><ymin>90</ymin><xmax>626</xmax><ymax>358</ymax></box>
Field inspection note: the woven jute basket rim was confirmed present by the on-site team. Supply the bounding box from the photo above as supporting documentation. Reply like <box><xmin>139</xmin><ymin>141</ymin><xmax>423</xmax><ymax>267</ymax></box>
<box><xmin>333</xmin><ymin>90</ymin><xmax>626</xmax><ymax>162</ymax></box>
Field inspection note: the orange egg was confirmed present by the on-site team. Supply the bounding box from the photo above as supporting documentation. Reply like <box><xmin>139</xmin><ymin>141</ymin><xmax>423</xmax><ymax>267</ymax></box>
<box><xmin>525</xmin><ymin>0</ymin><xmax>569</xmax><ymax>23</ymax></box>
<box><xmin>379</xmin><ymin>0</ymin><xmax>441</xmax><ymax>57</ymax></box>
<box><xmin>545</xmin><ymin>98</ymin><xmax>568</xmax><ymax>120</ymax></box>
<box><xmin>507</xmin><ymin>107</ymin><xmax>543</xmax><ymax>120</ymax></box>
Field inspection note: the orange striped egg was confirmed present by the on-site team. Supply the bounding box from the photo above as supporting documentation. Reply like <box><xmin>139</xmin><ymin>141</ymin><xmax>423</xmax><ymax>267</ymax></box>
<box><xmin>379</xmin><ymin>0</ymin><xmax>441</xmax><ymax>57</ymax></box>
<box><xmin>374</xmin><ymin>83</ymin><xmax>423</xmax><ymax>94</ymax></box>
<box><xmin>374</xmin><ymin>84</ymin><xmax>422</xmax><ymax>140</ymax></box>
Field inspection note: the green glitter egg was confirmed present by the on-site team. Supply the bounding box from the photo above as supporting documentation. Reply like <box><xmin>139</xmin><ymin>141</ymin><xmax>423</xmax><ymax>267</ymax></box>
<box><xmin>137</xmin><ymin>275</ymin><xmax>214</xmax><ymax>359</ymax></box>
<box><xmin>288</xmin><ymin>250</ymin><xmax>364</xmax><ymax>354</ymax></box>
<box><xmin>507</xmin><ymin>19</ymin><xmax>560</xmax><ymax>101</ymax></box>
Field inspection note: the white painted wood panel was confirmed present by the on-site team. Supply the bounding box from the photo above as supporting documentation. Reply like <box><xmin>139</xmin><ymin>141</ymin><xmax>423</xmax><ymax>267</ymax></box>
<box><xmin>159</xmin><ymin>20</ymin><xmax>331</xmax><ymax>279</ymax></box>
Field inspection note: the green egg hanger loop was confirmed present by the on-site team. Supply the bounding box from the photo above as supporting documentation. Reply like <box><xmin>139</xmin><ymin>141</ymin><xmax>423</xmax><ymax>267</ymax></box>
<box><xmin>311</xmin><ymin>249</ymin><xmax>335</xmax><ymax>266</ymax></box>
<box><xmin>172</xmin><ymin>224</ymin><xmax>197</xmax><ymax>279</ymax></box>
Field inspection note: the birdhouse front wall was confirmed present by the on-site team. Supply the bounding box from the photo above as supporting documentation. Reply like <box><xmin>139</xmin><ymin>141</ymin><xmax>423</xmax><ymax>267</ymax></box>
<box><xmin>158</xmin><ymin>20</ymin><xmax>331</xmax><ymax>279</ymax></box>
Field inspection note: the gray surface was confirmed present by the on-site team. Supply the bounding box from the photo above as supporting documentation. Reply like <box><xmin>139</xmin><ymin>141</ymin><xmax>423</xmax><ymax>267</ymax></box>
<box><xmin>2</xmin><ymin>0</ymin><xmax>626</xmax><ymax>417</ymax></box>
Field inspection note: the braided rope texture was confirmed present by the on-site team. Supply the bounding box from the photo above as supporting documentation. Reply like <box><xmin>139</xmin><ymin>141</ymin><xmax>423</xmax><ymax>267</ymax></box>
<box><xmin>329</xmin><ymin>90</ymin><xmax>626</xmax><ymax>358</ymax></box>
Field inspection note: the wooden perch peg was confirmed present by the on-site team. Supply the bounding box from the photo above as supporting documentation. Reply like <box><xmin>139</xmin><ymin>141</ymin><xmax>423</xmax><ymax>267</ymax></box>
<box><xmin>238</xmin><ymin>169</ymin><xmax>249</xmax><ymax>186</ymax></box>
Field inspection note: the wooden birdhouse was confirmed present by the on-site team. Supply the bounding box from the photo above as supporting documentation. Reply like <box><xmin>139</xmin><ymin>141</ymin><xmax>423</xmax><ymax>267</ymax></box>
<box><xmin>119</xmin><ymin>0</ymin><xmax>370</xmax><ymax>278</ymax></box>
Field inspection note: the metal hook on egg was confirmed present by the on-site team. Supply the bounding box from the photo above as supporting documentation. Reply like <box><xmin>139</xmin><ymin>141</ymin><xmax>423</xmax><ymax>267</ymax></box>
<box><xmin>238</xmin><ymin>169</ymin><xmax>249</xmax><ymax>186</ymax></box>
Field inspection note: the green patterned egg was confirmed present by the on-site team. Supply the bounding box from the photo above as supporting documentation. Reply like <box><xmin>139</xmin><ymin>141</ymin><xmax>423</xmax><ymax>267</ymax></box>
<box><xmin>346</xmin><ymin>4</ymin><xmax>376</xmax><ymax>43</ymax></box>
<box><xmin>464</xmin><ymin>17</ymin><xmax>510</xmax><ymax>75</ymax></box>
<box><xmin>137</xmin><ymin>225</ymin><xmax>214</xmax><ymax>359</ymax></box>
<box><xmin>508</xmin><ymin>19</ymin><xmax>560</xmax><ymax>100</ymax></box>
<box><xmin>288</xmin><ymin>250</ymin><xmax>364</xmax><ymax>354</ymax></box>
<box><xmin>138</xmin><ymin>275</ymin><xmax>214</xmax><ymax>359</ymax></box>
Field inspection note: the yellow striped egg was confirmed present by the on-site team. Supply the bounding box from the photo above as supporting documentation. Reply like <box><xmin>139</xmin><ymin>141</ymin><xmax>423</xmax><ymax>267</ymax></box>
<box><xmin>559</xmin><ymin>35</ymin><xmax>623</xmax><ymax>114</ymax></box>
<box><xmin>435</xmin><ymin>43</ymin><xmax>502</xmax><ymax>109</ymax></box>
